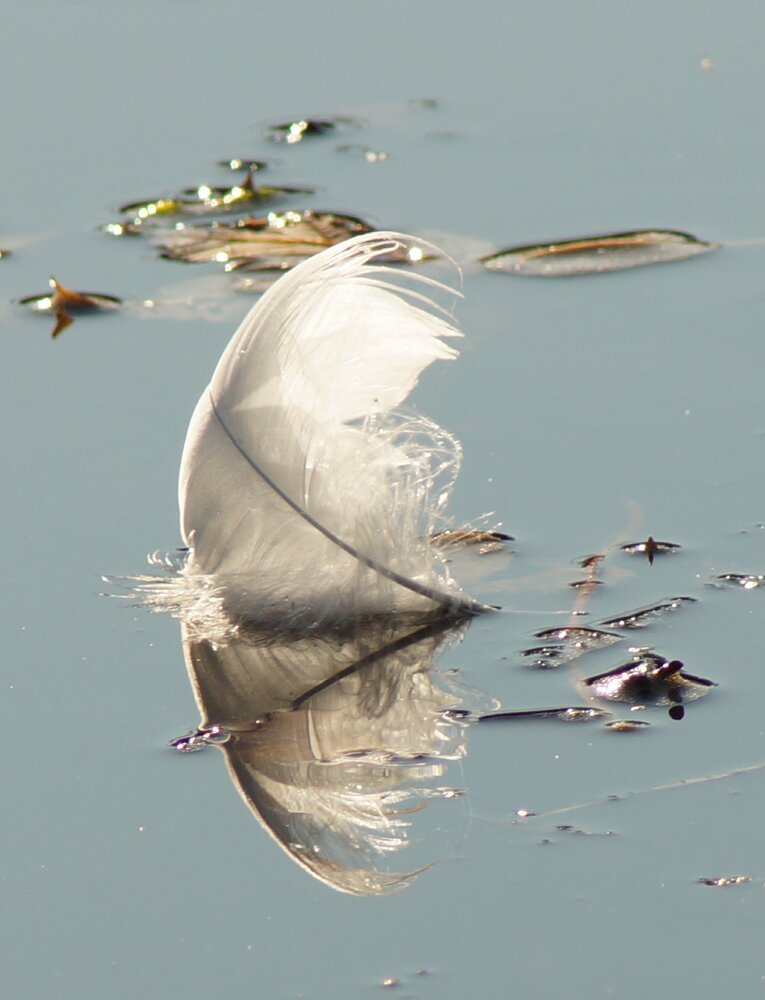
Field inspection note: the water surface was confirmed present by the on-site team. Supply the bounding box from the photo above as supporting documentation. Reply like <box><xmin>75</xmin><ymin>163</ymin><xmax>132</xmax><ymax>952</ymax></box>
<box><xmin>3</xmin><ymin>2</ymin><xmax>765</xmax><ymax>997</ymax></box>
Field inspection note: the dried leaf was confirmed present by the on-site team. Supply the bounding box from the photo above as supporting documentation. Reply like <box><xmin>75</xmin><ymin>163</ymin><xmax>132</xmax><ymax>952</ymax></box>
<box><xmin>155</xmin><ymin>211</ymin><xmax>375</xmax><ymax>267</ymax></box>
<box><xmin>481</xmin><ymin>230</ymin><xmax>719</xmax><ymax>277</ymax></box>
<box><xmin>18</xmin><ymin>277</ymin><xmax>122</xmax><ymax>338</ymax></box>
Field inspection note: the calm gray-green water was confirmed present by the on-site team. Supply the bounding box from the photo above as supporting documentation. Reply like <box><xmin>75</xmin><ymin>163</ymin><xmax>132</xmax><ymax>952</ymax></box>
<box><xmin>3</xmin><ymin>2</ymin><xmax>765</xmax><ymax>997</ymax></box>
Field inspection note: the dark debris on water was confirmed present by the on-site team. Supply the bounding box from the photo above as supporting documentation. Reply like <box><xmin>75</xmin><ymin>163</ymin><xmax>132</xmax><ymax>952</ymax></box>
<box><xmin>18</xmin><ymin>277</ymin><xmax>122</xmax><ymax>338</ymax></box>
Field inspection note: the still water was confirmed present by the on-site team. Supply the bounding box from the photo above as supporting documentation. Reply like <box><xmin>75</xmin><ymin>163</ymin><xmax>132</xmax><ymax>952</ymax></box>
<box><xmin>3</xmin><ymin>1</ymin><xmax>765</xmax><ymax>997</ymax></box>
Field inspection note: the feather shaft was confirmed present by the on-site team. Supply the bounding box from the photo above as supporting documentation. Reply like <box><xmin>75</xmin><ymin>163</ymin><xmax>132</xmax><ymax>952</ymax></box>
<box><xmin>208</xmin><ymin>391</ymin><xmax>485</xmax><ymax>615</ymax></box>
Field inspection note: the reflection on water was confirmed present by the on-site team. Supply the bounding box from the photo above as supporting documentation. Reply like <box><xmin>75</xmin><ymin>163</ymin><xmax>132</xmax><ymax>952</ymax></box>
<box><xmin>175</xmin><ymin>615</ymin><xmax>475</xmax><ymax>895</ymax></box>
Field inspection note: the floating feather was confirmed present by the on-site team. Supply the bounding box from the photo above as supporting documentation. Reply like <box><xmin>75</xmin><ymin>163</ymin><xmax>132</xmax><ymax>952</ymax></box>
<box><xmin>173</xmin><ymin>231</ymin><xmax>488</xmax><ymax>629</ymax></box>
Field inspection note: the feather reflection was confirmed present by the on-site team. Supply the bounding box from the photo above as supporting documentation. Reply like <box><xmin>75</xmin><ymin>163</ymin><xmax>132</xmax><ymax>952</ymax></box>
<box><xmin>176</xmin><ymin>616</ymin><xmax>476</xmax><ymax>896</ymax></box>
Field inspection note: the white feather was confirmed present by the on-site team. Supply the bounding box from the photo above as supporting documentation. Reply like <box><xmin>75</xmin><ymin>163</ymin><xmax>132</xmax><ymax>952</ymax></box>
<box><xmin>177</xmin><ymin>231</ymin><xmax>484</xmax><ymax>626</ymax></box>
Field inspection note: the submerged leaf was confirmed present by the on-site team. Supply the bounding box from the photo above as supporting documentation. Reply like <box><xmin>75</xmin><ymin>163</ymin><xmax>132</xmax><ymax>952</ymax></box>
<box><xmin>18</xmin><ymin>277</ymin><xmax>122</xmax><ymax>338</ymax></box>
<box><xmin>583</xmin><ymin>653</ymin><xmax>716</xmax><ymax>707</ymax></box>
<box><xmin>481</xmin><ymin>230</ymin><xmax>719</xmax><ymax>277</ymax></box>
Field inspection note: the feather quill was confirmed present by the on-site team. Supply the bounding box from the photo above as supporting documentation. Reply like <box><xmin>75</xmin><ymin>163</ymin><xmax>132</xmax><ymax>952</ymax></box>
<box><xmin>178</xmin><ymin>231</ymin><xmax>485</xmax><ymax>626</ymax></box>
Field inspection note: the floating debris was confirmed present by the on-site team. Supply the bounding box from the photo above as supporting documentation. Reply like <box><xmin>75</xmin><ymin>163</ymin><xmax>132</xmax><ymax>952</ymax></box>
<box><xmin>583</xmin><ymin>654</ymin><xmax>716</xmax><ymax>707</ymax></box>
<box><xmin>155</xmin><ymin>210</ymin><xmax>376</xmax><ymax>268</ymax></box>
<box><xmin>710</xmin><ymin>573</ymin><xmax>765</xmax><ymax>590</ymax></box>
<box><xmin>554</xmin><ymin>824</ymin><xmax>615</xmax><ymax>836</ymax></box>
<box><xmin>0</xmin><ymin>249</ymin><xmax>11</xmax><ymax>259</ymax></box>
<box><xmin>216</xmin><ymin>158</ymin><xmax>267</xmax><ymax>172</ymax></box>
<box><xmin>569</xmin><ymin>552</ymin><xmax>605</xmax><ymax>591</ymax></box>
<box><xmin>518</xmin><ymin>626</ymin><xmax>623</xmax><ymax>670</ymax></box>
<box><xmin>169</xmin><ymin>724</ymin><xmax>230</xmax><ymax>753</ymax></box>
<box><xmin>481</xmin><ymin>230</ymin><xmax>719</xmax><ymax>277</ymax></box>
<box><xmin>697</xmin><ymin>876</ymin><xmax>752</xmax><ymax>887</ymax></box>
<box><xmin>18</xmin><ymin>277</ymin><xmax>122</xmax><ymax>338</ymax></box>
<box><xmin>265</xmin><ymin>116</ymin><xmax>361</xmax><ymax>144</ymax></box>
<box><xmin>520</xmin><ymin>625</ymin><xmax>623</xmax><ymax>669</ymax></box>
<box><xmin>336</xmin><ymin>143</ymin><xmax>389</xmax><ymax>162</ymax></box>
<box><xmin>102</xmin><ymin>220</ymin><xmax>143</xmax><ymax>237</ymax></box>
<box><xmin>576</xmin><ymin>554</ymin><xmax>606</xmax><ymax>570</ymax></box>
<box><xmin>598</xmin><ymin>596</ymin><xmax>696</xmax><ymax>630</ymax></box>
<box><xmin>605</xmin><ymin>719</ymin><xmax>650</xmax><ymax>732</ymax></box>
<box><xmin>431</xmin><ymin>529</ymin><xmax>513</xmax><ymax>555</ymax></box>
<box><xmin>119</xmin><ymin>175</ymin><xmax>313</xmax><ymax>221</ymax></box>
<box><xmin>533</xmin><ymin>626</ymin><xmax>621</xmax><ymax>646</ymax></box>
<box><xmin>517</xmin><ymin>645</ymin><xmax>567</xmax><ymax>669</ymax></box>
<box><xmin>478</xmin><ymin>707</ymin><xmax>609</xmax><ymax>723</ymax></box>
<box><xmin>620</xmin><ymin>537</ymin><xmax>681</xmax><ymax>564</ymax></box>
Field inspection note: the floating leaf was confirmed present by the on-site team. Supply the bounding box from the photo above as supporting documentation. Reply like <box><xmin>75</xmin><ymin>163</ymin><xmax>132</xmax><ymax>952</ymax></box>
<box><xmin>155</xmin><ymin>211</ymin><xmax>376</xmax><ymax>268</ymax></box>
<box><xmin>710</xmin><ymin>573</ymin><xmax>765</xmax><ymax>590</ymax></box>
<box><xmin>620</xmin><ymin>536</ymin><xmax>681</xmax><ymax>563</ymax></box>
<box><xmin>598</xmin><ymin>596</ymin><xmax>696</xmax><ymax>630</ymax></box>
<box><xmin>119</xmin><ymin>175</ymin><xmax>313</xmax><ymax>221</ymax></box>
<box><xmin>265</xmin><ymin>116</ymin><xmax>361</xmax><ymax>144</ymax></box>
<box><xmin>519</xmin><ymin>626</ymin><xmax>623</xmax><ymax>669</ymax></box>
<box><xmin>18</xmin><ymin>277</ymin><xmax>122</xmax><ymax>338</ymax></box>
<box><xmin>481</xmin><ymin>230</ymin><xmax>719</xmax><ymax>277</ymax></box>
<box><xmin>697</xmin><ymin>876</ymin><xmax>752</xmax><ymax>887</ymax></box>
<box><xmin>583</xmin><ymin>654</ymin><xmax>716</xmax><ymax>707</ymax></box>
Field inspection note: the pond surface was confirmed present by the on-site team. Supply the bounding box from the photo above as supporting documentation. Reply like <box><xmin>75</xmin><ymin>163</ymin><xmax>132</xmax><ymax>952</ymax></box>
<box><xmin>3</xmin><ymin>1</ymin><xmax>765</xmax><ymax>997</ymax></box>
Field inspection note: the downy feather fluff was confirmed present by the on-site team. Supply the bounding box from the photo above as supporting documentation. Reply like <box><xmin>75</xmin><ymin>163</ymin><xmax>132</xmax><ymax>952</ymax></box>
<box><xmin>174</xmin><ymin>231</ymin><xmax>482</xmax><ymax>628</ymax></box>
